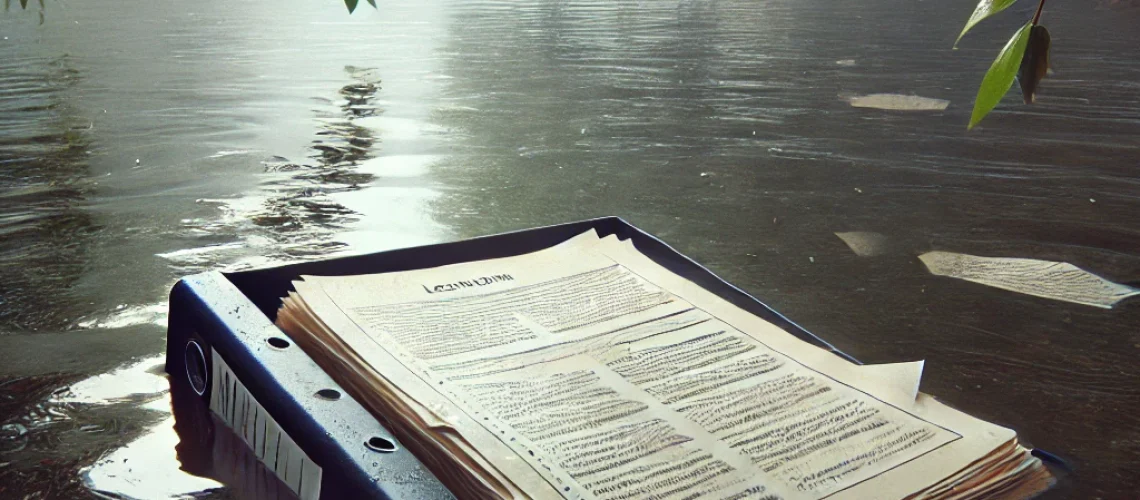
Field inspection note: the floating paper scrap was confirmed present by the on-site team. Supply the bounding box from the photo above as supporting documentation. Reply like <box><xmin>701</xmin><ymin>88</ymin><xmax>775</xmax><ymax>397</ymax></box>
<box><xmin>835</xmin><ymin>231</ymin><xmax>888</xmax><ymax>257</ymax></box>
<box><xmin>848</xmin><ymin>94</ymin><xmax>950</xmax><ymax>111</ymax></box>
<box><xmin>919</xmin><ymin>251</ymin><xmax>1140</xmax><ymax>309</ymax></box>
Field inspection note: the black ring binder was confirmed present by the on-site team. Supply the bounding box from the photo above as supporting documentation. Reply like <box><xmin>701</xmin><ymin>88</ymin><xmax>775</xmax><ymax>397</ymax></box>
<box><xmin>166</xmin><ymin>216</ymin><xmax>1065</xmax><ymax>498</ymax></box>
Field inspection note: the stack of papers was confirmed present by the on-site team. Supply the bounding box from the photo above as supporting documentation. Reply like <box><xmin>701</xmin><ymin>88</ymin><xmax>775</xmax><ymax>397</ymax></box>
<box><xmin>276</xmin><ymin>230</ymin><xmax>1053</xmax><ymax>499</ymax></box>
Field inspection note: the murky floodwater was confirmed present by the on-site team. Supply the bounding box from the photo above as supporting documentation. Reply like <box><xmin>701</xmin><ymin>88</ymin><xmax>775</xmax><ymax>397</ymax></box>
<box><xmin>1</xmin><ymin>0</ymin><xmax>1138</xmax><ymax>497</ymax></box>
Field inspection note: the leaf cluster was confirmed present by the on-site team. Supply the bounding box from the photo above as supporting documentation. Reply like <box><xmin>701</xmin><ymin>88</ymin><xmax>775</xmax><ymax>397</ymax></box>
<box><xmin>959</xmin><ymin>0</ymin><xmax>1051</xmax><ymax>129</ymax></box>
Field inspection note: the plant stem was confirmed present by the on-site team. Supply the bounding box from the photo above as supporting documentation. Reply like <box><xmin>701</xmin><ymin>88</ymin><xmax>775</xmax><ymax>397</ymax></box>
<box><xmin>1031</xmin><ymin>0</ymin><xmax>1046</xmax><ymax>25</ymax></box>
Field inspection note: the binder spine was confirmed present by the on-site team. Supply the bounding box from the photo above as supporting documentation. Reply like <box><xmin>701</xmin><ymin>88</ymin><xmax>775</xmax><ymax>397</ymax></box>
<box><xmin>166</xmin><ymin>272</ymin><xmax>453</xmax><ymax>500</ymax></box>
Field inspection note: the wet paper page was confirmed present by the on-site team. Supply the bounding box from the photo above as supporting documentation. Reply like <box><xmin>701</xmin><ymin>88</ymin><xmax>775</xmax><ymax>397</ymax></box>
<box><xmin>280</xmin><ymin>285</ymin><xmax>531</xmax><ymax>499</ymax></box>
<box><xmin>294</xmin><ymin>237</ymin><xmax>616</xmax><ymax>499</ymax></box>
<box><xmin>918</xmin><ymin>251</ymin><xmax>1139</xmax><ymax>309</ymax></box>
<box><xmin>304</xmin><ymin>244</ymin><xmax>759</xmax><ymax>499</ymax></box>
<box><xmin>590</xmin><ymin>236</ymin><xmax>1021</xmax><ymax>499</ymax></box>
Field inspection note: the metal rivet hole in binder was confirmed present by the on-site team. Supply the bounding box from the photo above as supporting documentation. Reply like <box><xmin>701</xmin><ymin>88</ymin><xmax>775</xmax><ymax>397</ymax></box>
<box><xmin>315</xmin><ymin>389</ymin><xmax>342</xmax><ymax>401</ymax></box>
<box><xmin>365</xmin><ymin>436</ymin><xmax>398</xmax><ymax>453</ymax></box>
<box><xmin>184</xmin><ymin>339</ymin><xmax>209</xmax><ymax>396</ymax></box>
<box><xmin>266</xmin><ymin>337</ymin><xmax>291</xmax><ymax>349</ymax></box>
<box><xmin>169</xmin><ymin>271</ymin><xmax>453</xmax><ymax>498</ymax></box>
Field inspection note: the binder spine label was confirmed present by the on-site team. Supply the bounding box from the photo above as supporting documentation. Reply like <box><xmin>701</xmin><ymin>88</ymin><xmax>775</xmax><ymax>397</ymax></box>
<box><xmin>209</xmin><ymin>349</ymin><xmax>323</xmax><ymax>500</ymax></box>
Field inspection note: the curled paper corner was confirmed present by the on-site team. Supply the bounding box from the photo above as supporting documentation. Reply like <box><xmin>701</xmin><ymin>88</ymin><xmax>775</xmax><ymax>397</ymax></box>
<box><xmin>835</xmin><ymin>231</ymin><xmax>888</xmax><ymax>257</ymax></box>
<box><xmin>919</xmin><ymin>251</ymin><xmax>1140</xmax><ymax>309</ymax></box>
<box><xmin>858</xmin><ymin>360</ymin><xmax>924</xmax><ymax>408</ymax></box>
<box><xmin>908</xmin><ymin>360</ymin><xmax>924</xmax><ymax>402</ymax></box>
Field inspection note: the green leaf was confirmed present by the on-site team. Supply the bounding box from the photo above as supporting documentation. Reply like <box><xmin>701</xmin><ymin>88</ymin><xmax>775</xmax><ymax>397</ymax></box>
<box><xmin>19</xmin><ymin>0</ymin><xmax>27</xmax><ymax>9</ymax></box>
<box><xmin>955</xmin><ymin>0</ymin><xmax>1021</xmax><ymax>48</ymax></box>
<box><xmin>345</xmin><ymin>0</ymin><xmax>358</xmax><ymax>13</ymax></box>
<box><xmin>969</xmin><ymin>22</ymin><xmax>1032</xmax><ymax>129</ymax></box>
<box><xmin>366</xmin><ymin>0</ymin><xmax>377</xmax><ymax>7</ymax></box>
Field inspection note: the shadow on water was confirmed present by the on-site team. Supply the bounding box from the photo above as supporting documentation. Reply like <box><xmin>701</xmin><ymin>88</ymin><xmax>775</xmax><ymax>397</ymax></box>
<box><xmin>0</xmin><ymin>55</ymin><xmax>98</xmax><ymax>332</ymax></box>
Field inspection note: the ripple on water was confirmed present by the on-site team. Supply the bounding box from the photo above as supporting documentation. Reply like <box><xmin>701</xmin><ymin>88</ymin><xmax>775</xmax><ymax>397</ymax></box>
<box><xmin>75</xmin><ymin>303</ymin><xmax>168</xmax><ymax>331</ymax></box>
<box><xmin>0</xmin><ymin>55</ymin><xmax>96</xmax><ymax>332</ymax></box>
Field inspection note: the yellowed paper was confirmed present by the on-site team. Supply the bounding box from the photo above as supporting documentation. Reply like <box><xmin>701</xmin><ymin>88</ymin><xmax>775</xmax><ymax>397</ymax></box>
<box><xmin>291</xmin><ymin>232</ymin><xmax>1013</xmax><ymax>500</ymax></box>
<box><xmin>919</xmin><ymin>251</ymin><xmax>1139</xmax><ymax>309</ymax></box>
<box><xmin>589</xmin><ymin>235</ymin><xmax>1020</xmax><ymax>499</ymax></box>
<box><xmin>280</xmin><ymin>229</ymin><xmax>1046</xmax><ymax>500</ymax></box>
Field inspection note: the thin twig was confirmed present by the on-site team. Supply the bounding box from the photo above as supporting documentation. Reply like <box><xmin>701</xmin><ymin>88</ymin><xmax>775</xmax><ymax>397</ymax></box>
<box><xmin>1031</xmin><ymin>0</ymin><xmax>1046</xmax><ymax>25</ymax></box>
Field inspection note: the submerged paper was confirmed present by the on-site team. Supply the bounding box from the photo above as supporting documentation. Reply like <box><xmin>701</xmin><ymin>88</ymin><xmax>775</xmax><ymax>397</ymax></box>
<box><xmin>847</xmin><ymin>94</ymin><xmax>950</xmax><ymax>111</ymax></box>
<box><xmin>919</xmin><ymin>251</ymin><xmax>1139</xmax><ymax>309</ymax></box>
<box><xmin>835</xmin><ymin>231</ymin><xmax>889</xmax><ymax>257</ymax></box>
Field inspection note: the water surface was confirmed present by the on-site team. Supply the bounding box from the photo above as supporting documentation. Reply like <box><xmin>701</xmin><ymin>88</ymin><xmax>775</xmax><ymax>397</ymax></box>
<box><xmin>1</xmin><ymin>0</ymin><xmax>1138</xmax><ymax>497</ymax></box>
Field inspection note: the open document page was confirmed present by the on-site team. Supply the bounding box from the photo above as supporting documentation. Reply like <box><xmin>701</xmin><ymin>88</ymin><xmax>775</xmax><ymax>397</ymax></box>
<box><xmin>280</xmin><ymin>230</ymin><xmax>1050</xmax><ymax>500</ymax></box>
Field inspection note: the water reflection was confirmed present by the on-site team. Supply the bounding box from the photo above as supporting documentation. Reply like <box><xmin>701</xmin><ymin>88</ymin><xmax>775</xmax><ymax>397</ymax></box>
<box><xmin>4</xmin><ymin>0</ymin><xmax>46</xmax><ymax>25</ymax></box>
<box><xmin>161</xmin><ymin>68</ymin><xmax>383</xmax><ymax>275</ymax></box>
<box><xmin>248</xmin><ymin>69</ymin><xmax>382</xmax><ymax>247</ymax></box>
<box><xmin>0</xmin><ymin>54</ymin><xmax>96</xmax><ymax>332</ymax></box>
<box><xmin>0</xmin><ymin>0</ymin><xmax>1137</xmax><ymax>497</ymax></box>
<box><xmin>426</xmin><ymin>1</ymin><xmax>1139</xmax><ymax>499</ymax></box>
<box><xmin>0</xmin><ymin>357</ymin><xmax>169</xmax><ymax>498</ymax></box>
<box><xmin>83</xmin><ymin>361</ymin><xmax>302</xmax><ymax>500</ymax></box>
<box><xmin>0</xmin><ymin>352</ymin><xmax>296</xmax><ymax>499</ymax></box>
<box><xmin>1</xmin><ymin>65</ymin><xmax>404</xmax><ymax>497</ymax></box>
<box><xmin>3</xmin><ymin>0</ymin><xmax>453</xmax><ymax>494</ymax></box>
<box><xmin>168</xmin><ymin>365</ymin><xmax>300</xmax><ymax>500</ymax></box>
